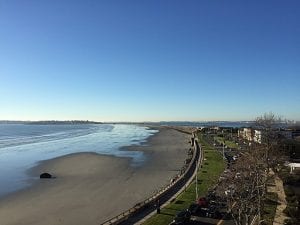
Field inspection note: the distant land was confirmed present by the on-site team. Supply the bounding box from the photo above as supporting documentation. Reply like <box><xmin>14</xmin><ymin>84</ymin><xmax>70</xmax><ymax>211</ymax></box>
<box><xmin>0</xmin><ymin>120</ymin><xmax>298</xmax><ymax>128</ymax></box>
<box><xmin>0</xmin><ymin>120</ymin><xmax>102</xmax><ymax>125</ymax></box>
<box><xmin>0</xmin><ymin>120</ymin><xmax>253</xmax><ymax>128</ymax></box>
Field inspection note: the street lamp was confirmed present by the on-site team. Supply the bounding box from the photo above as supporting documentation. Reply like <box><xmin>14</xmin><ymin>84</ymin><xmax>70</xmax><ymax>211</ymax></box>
<box><xmin>223</xmin><ymin>141</ymin><xmax>226</xmax><ymax>160</ymax></box>
<box><xmin>195</xmin><ymin>144</ymin><xmax>200</xmax><ymax>201</ymax></box>
<box><xmin>195</xmin><ymin>159</ymin><xmax>198</xmax><ymax>201</ymax></box>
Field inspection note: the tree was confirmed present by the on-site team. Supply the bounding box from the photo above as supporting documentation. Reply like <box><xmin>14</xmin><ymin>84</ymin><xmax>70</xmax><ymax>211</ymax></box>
<box><xmin>254</xmin><ymin>112</ymin><xmax>288</xmax><ymax>172</ymax></box>
<box><xmin>217</xmin><ymin>150</ymin><xmax>266</xmax><ymax>225</ymax></box>
<box><xmin>216</xmin><ymin>113</ymin><xmax>288</xmax><ymax>225</ymax></box>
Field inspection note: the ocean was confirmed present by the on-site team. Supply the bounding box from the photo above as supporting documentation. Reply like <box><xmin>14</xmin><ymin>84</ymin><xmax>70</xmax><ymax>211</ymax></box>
<box><xmin>0</xmin><ymin>124</ymin><xmax>158</xmax><ymax>197</ymax></box>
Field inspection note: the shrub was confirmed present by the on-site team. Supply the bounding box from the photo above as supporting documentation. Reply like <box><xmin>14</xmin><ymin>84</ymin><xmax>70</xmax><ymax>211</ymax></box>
<box><xmin>284</xmin><ymin>218</ymin><xmax>297</xmax><ymax>225</ymax></box>
<box><xmin>283</xmin><ymin>219</ymin><xmax>290</xmax><ymax>225</ymax></box>
<box><xmin>284</xmin><ymin>186</ymin><xmax>295</xmax><ymax>197</ymax></box>
<box><xmin>283</xmin><ymin>206</ymin><xmax>298</xmax><ymax>218</ymax></box>
<box><xmin>286</xmin><ymin>195</ymin><xmax>298</xmax><ymax>205</ymax></box>
<box><xmin>284</xmin><ymin>175</ymin><xmax>299</xmax><ymax>185</ymax></box>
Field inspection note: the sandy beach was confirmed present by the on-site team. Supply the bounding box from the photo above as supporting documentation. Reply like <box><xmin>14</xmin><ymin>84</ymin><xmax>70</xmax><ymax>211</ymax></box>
<box><xmin>0</xmin><ymin>127</ymin><xmax>190</xmax><ymax>225</ymax></box>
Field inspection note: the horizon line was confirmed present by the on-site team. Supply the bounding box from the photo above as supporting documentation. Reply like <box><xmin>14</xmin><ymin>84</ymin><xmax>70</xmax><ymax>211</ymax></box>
<box><xmin>0</xmin><ymin>119</ymin><xmax>299</xmax><ymax>123</ymax></box>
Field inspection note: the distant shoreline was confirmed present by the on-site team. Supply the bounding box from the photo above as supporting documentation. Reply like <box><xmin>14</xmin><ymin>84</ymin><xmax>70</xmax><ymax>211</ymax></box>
<box><xmin>0</xmin><ymin>120</ymin><xmax>261</xmax><ymax>128</ymax></box>
<box><xmin>0</xmin><ymin>120</ymin><xmax>102</xmax><ymax>125</ymax></box>
<box><xmin>25</xmin><ymin>120</ymin><xmax>103</xmax><ymax>125</ymax></box>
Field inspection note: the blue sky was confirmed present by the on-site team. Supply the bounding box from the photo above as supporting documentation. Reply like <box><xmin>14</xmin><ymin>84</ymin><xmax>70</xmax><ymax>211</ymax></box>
<box><xmin>0</xmin><ymin>0</ymin><xmax>299</xmax><ymax>122</ymax></box>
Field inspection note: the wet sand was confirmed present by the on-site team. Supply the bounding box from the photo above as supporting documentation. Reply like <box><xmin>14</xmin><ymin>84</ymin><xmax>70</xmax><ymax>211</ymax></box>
<box><xmin>0</xmin><ymin>127</ymin><xmax>190</xmax><ymax>225</ymax></box>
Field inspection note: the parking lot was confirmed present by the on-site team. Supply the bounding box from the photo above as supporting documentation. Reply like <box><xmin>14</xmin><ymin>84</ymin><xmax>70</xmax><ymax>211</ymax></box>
<box><xmin>170</xmin><ymin>190</ymin><xmax>235</xmax><ymax>225</ymax></box>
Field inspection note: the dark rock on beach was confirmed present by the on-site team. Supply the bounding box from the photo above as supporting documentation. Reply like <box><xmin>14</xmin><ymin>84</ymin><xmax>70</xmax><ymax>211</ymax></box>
<box><xmin>40</xmin><ymin>173</ymin><xmax>52</xmax><ymax>179</ymax></box>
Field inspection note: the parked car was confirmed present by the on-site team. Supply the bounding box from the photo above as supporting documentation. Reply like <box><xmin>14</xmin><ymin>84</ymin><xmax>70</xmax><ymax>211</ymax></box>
<box><xmin>206</xmin><ymin>205</ymin><xmax>223</xmax><ymax>219</ymax></box>
<box><xmin>171</xmin><ymin>209</ymin><xmax>191</xmax><ymax>224</ymax></box>
<box><xmin>196</xmin><ymin>207</ymin><xmax>209</xmax><ymax>217</ymax></box>
<box><xmin>188</xmin><ymin>203</ymin><xmax>200</xmax><ymax>215</ymax></box>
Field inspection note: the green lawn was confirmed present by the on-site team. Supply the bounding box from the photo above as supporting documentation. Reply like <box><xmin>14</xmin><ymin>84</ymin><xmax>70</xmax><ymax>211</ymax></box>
<box><xmin>214</xmin><ymin>136</ymin><xmax>238</xmax><ymax>149</ymax></box>
<box><xmin>143</xmin><ymin>134</ymin><xmax>225</xmax><ymax>225</ymax></box>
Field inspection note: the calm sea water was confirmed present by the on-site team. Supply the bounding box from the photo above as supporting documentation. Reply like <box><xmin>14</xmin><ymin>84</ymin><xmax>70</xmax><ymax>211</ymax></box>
<box><xmin>0</xmin><ymin>124</ymin><xmax>158</xmax><ymax>197</ymax></box>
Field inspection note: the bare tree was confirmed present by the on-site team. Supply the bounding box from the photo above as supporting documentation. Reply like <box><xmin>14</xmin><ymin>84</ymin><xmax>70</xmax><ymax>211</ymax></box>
<box><xmin>217</xmin><ymin>151</ymin><xmax>266</xmax><ymax>225</ymax></box>
<box><xmin>254</xmin><ymin>112</ymin><xmax>288</xmax><ymax>171</ymax></box>
<box><xmin>216</xmin><ymin>113</ymin><xmax>288</xmax><ymax>225</ymax></box>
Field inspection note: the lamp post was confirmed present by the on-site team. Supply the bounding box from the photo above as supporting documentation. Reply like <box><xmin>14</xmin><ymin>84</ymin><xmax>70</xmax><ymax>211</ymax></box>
<box><xmin>195</xmin><ymin>155</ymin><xmax>199</xmax><ymax>201</ymax></box>
<box><xmin>195</xmin><ymin>139</ymin><xmax>200</xmax><ymax>201</ymax></box>
<box><xmin>223</xmin><ymin>141</ymin><xmax>226</xmax><ymax>160</ymax></box>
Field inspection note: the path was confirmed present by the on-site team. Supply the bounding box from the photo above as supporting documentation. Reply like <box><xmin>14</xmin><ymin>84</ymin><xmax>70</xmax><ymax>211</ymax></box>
<box><xmin>268</xmin><ymin>169</ymin><xmax>289</xmax><ymax>225</ymax></box>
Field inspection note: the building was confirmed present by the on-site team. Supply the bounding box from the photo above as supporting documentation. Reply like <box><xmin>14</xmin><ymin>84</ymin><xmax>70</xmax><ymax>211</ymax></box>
<box><xmin>253</xmin><ymin>130</ymin><xmax>262</xmax><ymax>144</ymax></box>
<box><xmin>238</xmin><ymin>128</ymin><xmax>253</xmax><ymax>142</ymax></box>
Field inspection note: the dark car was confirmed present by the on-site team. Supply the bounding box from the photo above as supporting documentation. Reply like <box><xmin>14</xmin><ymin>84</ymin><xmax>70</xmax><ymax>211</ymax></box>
<box><xmin>172</xmin><ymin>209</ymin><xmax>191</xmax><ymax>224</ymax></box>
<box><xmin>206</xmin><ymin>205</ymin><xmax>223</xmax><ymax>219</ymax></box>
<box><xmin>188</xmin><ymin>203</ymin><xmax>200</xmax><ymax>215</ymax></box>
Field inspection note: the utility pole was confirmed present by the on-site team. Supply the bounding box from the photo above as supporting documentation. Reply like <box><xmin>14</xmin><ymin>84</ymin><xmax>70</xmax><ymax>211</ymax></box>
<box><xmin>195</xmin><ymin>153</ymin><xmax>199</xmax><ymax>201</ymax></box>
<box><xmin>223</xmin><ymin>141</ymin><xmax>225</xmax><ymax>159</ymax></box>
<box><xmin>194</xmin><ymin>136</ymin><xmax>199</xmax><ymax>201</ymax></box>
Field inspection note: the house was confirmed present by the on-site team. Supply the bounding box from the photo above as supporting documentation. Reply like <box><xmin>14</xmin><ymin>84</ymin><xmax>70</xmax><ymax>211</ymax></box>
<box><xmin>253</xmin><ymin>130</ymin><xmax>262</xmax><ymax>144</ymax></box>
<box><xmin>238</xmin><ymin>128</ymin><xmax>253</xmax><ymax>142</ymax></box>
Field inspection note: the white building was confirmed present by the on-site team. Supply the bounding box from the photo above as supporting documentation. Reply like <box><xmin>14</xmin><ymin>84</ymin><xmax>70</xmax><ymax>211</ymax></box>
<box><xmin>238</xmin><ymin>128</ymin><xmax>253</xmax><ymax>141</ymax></box>
<box><xmin>253</xmin><ymin>130</ymin><xmax>262</xmax><ymax>144</ymax></box>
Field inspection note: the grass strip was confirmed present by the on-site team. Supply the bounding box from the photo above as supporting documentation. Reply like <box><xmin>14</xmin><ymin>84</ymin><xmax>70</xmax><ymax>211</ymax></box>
<box><xmin>143</xmin><ymin>134</ymin><xmax>225</xmax><ymax>225</ymax></box>
<box><xmin>214</xmin><ymin>136</ymin><xmax>238</xmax><ymax>149</ymax></box>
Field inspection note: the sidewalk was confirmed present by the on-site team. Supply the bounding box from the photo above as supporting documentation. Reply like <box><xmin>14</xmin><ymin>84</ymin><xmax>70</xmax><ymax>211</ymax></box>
<box><xmin>268</xmin><ymin>169</ymin><xmax>289</xmax><ymax>225</ymax></box>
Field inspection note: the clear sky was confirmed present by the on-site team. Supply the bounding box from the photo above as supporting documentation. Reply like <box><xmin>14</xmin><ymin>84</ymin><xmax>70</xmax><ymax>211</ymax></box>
<box><xmin>0</xmin><ymin>0</ymin><xmax>299</xmax><ymax>122</ymax></box>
